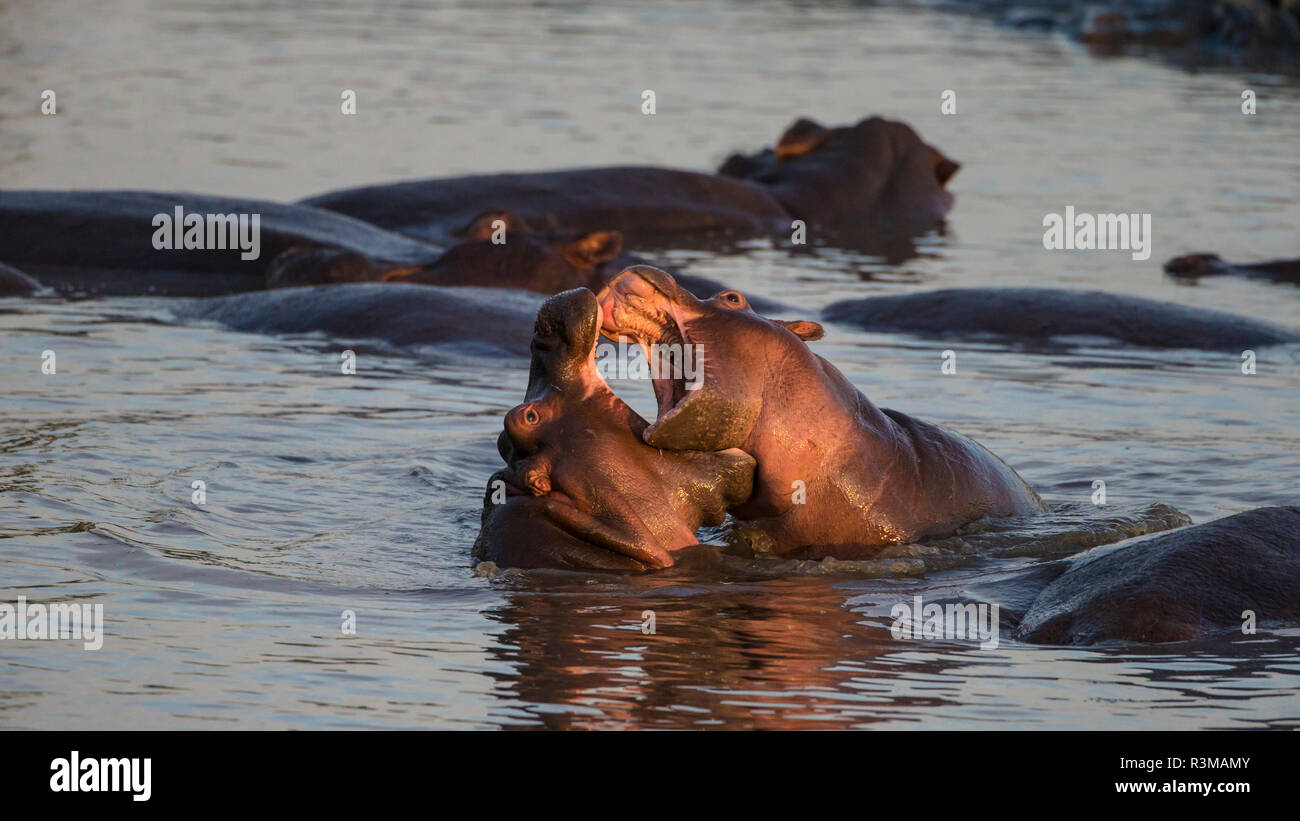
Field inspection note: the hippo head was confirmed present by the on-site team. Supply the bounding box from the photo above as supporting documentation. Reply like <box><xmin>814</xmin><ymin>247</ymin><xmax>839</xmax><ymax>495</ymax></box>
<box><xmin>473</xmin><ymin>287</ymin><xmax>756</xmax><ymax>571</ymax></box>
<box><xmin>1162</xmin><ymin>253</ymin><xmax>1232</xmax><ymax>279</ymax></box>
<box><xmin>265</xmin><ymin>246</ymin><xmax>427</xmax><ymax>288</ymax></box>
<box><xmin>717</xmin><ymin>115</ymin><xmax>959</xmax><ymax>228</ymax></box>
<box><xmin>390</xmin><ymin>209</ymin><xmax>624</xmax><ymax>294</ymax></box>
<box><xmin>266</xmin><ymin>210</ymin><xmax>622</xmax><ymax>294</ymax></box>
<box><xmin>596</xmin><ymin>266</ymin><xmax>824</xmax><ymax>453</ymax></box>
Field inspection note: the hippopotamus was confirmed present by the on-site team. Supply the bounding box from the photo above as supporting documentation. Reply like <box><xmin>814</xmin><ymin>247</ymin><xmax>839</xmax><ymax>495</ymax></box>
<box><xmin>0</xmin><ymin>263</ymin><xmax>42</xmax><ymax>297</ymax></box>
<box><xmin>175</xmin><ymin>283</ymin><xmax>545</xmax><ymax>355</ymax></box>
<box><xmin>959</xmin><ymin>0</ymin><xmax>1300</xmax><ymax>72</ymax></box>
<box><xmin>0</xmin><ymin>190</ymin><xmax>443</xmax><ymax>296</ymax></box>
<box><xmin>266</xmin><ymin>207</ymin><xmax>789</xmax><ymax>311</ymax></box>
<box><xmin>0</xmin><ymin>191</ymin><xmax>779</xmax><ymax>309</ymax></box>
<box><xmin>1165</xmin><ymin>252</ymin><xmax>1300</xmax><ymax>285</ymax></box>
<box><xmin>472</xmin><ymin>288</ymin><xmax>756</xmax><ymax>570</ymax></box>
<box><xmin>300</xmin><ymin>115</ymin><xmax>958</xmax><ymax>247</ymax></box>
<box><xmin>386</xmin><ymin>210</ymin><xmax>622</xmax><ymax>293</ymax></box>
<box><xmin>823</xmin><ymin>288</ymin><xmax>1300</xmax><ymax>350</ymax></box>
<box><xmin>1014</xmin><ymin>506</ymin><xmax>1300</xmax><ymax>645</ymax></box>
<box><xmin>715</xmin><ymin>116</ymin><xmax>959</xmax><ymax>235</ymax></box>
<box><xmin>595</xmin><ymin>266</ymin><xmax>1045</xmax><ymax>559</ymax></box>
<box><xmin>265</xmin><ymin>209</ymin><xmax>621</xmax><ymax>294</ymax></box>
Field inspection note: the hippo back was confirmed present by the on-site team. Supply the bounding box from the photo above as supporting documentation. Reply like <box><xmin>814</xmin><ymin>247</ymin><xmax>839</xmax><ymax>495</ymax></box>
<box><xmin>0</xmin><ymin>190</ymin><xmax>443</xmax><ymax>296</ymax></box>
<box><xmin>301</xmin><ymin>167</ymin><xmax>790</xmax><ymax>246</ymax></box>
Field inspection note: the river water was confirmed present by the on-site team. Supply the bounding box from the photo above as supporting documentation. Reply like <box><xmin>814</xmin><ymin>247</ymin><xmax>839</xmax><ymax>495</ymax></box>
<box><xmin>1</xmin><ymin>0</ymin><xmax>1298</xmax><ymax>729</ymax></box>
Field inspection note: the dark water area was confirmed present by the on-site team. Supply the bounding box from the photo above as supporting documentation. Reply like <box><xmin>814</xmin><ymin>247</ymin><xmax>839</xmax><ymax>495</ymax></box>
<box><xmin>1</xmin><ymin>0</ymin><xmax>1298</xmax><ymax>729</ymax></box>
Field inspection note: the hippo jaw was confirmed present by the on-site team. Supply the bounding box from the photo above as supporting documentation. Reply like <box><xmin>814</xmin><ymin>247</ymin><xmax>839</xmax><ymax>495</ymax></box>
<box><xmin>482</xmin><ymin>286</ymin><xmax>757</xmax><ymax>572</ymax></box>
<box><xmin>474</xmin><ymin>471</ymin><xmax>663</xmax><ymax>572</ymax></box>
<box><xmin>525</xmin><ymin>287</ymin><xmax>606</xmax><ymax>401</ymax></box>
<box><xmin>596</xmin><ymin>266</ymin><xmax>757</xmax><ymax>452</ymax></box>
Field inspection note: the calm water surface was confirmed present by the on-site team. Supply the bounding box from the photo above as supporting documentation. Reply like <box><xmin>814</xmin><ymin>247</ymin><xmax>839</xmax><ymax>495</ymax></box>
<box><xmin>1</xmin><ymin>0</ymin><xmax>1298</xmax><ymax>729</ymax></box>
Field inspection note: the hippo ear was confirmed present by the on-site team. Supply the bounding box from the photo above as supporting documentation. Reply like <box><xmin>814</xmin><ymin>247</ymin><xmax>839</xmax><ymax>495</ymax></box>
<box><xmin>777</xmin><ymin>319</ymin><xmax>824</xmax><ymax>342</ymax></box>
<box><xmin>460</xmin><ymin>209</ymin><xmax>526</xmax><ymax>241</ymax></box>
<box><xmin>378</xmin><ymin>263</ymin><xmax>427</xmax><ymax>283</ymax></box>
<box><xmin>718</xmin><ymin>152</ymin><xmax>757</xmax><ymax>178</ymax></box>
<box><xmin>930</xmin><ymin>146</ymin><xmax>960</xmax><ymax>187</ymax></box>
<box><xmin>776</xmin><ymin>118</ymin><xmax>830</xmax><ymax>160</ymax></box>
<box><xmin>563</xmin><ymin>231</ymin><xmax>623</xmax><ymax>267</ymax></box>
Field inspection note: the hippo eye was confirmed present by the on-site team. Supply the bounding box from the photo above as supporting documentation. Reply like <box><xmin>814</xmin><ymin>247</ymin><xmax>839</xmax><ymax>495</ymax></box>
<box><xmin>719</xmin><ymin>291</ymin><xmax>746</xmax><ymax>309</ymax></box>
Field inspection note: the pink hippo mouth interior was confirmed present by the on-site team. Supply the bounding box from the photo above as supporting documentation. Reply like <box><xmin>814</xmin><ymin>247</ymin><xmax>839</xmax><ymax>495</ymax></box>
<box><xmin>595</xmin><ymin>272</ymin><xmax>702</xmax><ymax>443</ymax></box>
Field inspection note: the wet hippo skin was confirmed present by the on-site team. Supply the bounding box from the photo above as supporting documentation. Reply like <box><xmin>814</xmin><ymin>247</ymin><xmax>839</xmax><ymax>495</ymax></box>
<box><xmin>473</xmin><ymin>288</ymin><xmax>756</xmax><ymax>570</ymax></box>
<box><xmin>175</xmin><ymin>283</ymin><xmax>544</xmax><ymax>355</ymax></box>
<box><xmin>596</xmin><ymin>266</ymin><xmax>1045</xmax><ymax>558</ymax></box>
<box><xmin>823</xmin><ymin>287</ymin><xmax>1300</xmax><ymax>349</ymax></box>
<box><xmin>300</xmin><ymin>115</ymin><xmax>958</xmax><ymax>247</ymax></box>
<box><xmin>1014</xmin><ymin>506</ymin><xmax>1300</xmax><ymax>645</ymax></box>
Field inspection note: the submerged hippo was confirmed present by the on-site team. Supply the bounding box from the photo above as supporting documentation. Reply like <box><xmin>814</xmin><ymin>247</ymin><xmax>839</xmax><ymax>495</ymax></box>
<box><xmin>473</xmin><ymin>288</ymin><xmax>756</xmax><ymax>570</ymax></box>
<box><xmin>175</xmin><ymin>283</ymin><xmax>545</xmax><ymax>355</ymax></box>
<box><xmin>388</xmin><ymin>210</ymin><xmax>622</xmax><ymax>293</ymax></box>
<box><xmin>1014</xmin><ymin>506</ymin><xmax>1300</xmax><ymax>645</ymax></box>
<box><xmin>267</xmin><ymin>207</ymin><xmax>789</xmax><ymax>311</ymax></box>
<box><xmin>823</xmin><ymin>288</ymin><xmax>1300</xmax><ymax>350</ymax></box>
<box><xmin>301</xmin><ymin>115</ymin><xmax>958</xmax><ymax>247</ymax></box>
<box><xmin>175</xmin><ymin>261</ymin><xmax>784</xmax><ymax>359</ymax></box>
<box><xmin>715</xmin><ymin>116</ymin><xmax>959</xmax><ymax>234</ymax></box>
<box><xmin>1164</xmin><ymin>252</ymin><xmax>1300</xmax><ymax>285</ymax></box>
<box><xmin>0</xmin><ymin>190</ymin><xmax>771</xmax><ymax>309</ymax></box>
<box><xmin>596</xmin><ymin>266</ymin><xmax>1045</xmax><ymax>559</ymax></box>
<box><xmin>0</xmin><ymin>262</ymin><xmax>42</xmax><ymax>297</ymax></box>
<box><xmin>266</xmin><ymin>209</ymin><xmax>622</xmax><ymax>294</ymax></box>
<box><xmin>0</xmin><ymin>190</ymin><xmax>443</xmax><ymax>297</ymax></box>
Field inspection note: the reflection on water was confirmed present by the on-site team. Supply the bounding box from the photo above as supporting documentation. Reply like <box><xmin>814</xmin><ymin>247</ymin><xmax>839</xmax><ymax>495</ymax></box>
<box><xmin>483</xmin><ymin>578</ymin><xmax>1300</xmax><ymax>730</ymax></box>
<box><xmin>1</xmin><ymin>0</ymin><xmax>1299</xmax><ymax>729</ymax></box>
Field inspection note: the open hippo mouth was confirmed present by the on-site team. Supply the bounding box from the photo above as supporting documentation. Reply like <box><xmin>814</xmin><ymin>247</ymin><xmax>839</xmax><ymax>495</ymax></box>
<box><xmin>480</xmin><ymin>285</ymin><xmax>758</xmax><ymax>571</ymax></box>
<box><xmin>595</xmin><ymin>267</ymin><xmax>702</xmax><ymax>442</ymax></box>
<box><xmin>498</xmin><ymin>287</ymin><xmax>677</xmax><ymax>570</ymax></box>
<box><xmin>595</xmin><ymin>266</ymin><xmax>754</xmax><ymax>452</ymax></box>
